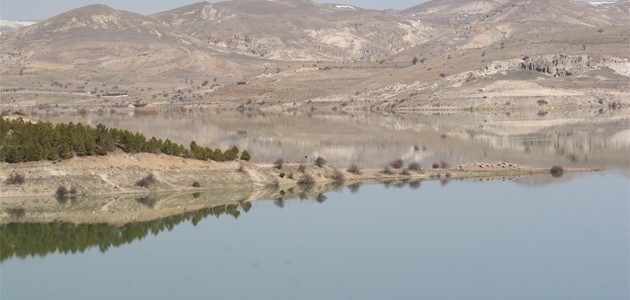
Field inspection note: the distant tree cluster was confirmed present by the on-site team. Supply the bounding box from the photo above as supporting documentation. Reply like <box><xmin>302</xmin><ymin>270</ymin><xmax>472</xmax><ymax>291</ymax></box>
<box><xmin>0</xmin><ymin>118</ymin><xmax>250</xmax><ymax>163</ymax></box>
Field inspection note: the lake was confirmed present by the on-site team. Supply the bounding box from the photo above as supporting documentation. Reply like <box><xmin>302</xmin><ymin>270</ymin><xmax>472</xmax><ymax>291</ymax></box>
<box><xmin>2</xmin><ymin>171</ymin><xmax>628</xmax><ymax>300</ymax></box>
<box><xmin>31</xmin><ymin>108</ymin><xmax>630</xmax><ymax>168</ymax></box>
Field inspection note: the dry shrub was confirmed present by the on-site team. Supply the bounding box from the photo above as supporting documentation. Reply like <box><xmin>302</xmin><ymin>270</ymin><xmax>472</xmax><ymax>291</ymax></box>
<box><xmin>332</xmin><ymin>170</ymin><xmax>346</xmax><ymax>184</ymax></box>
<box><xmin>383</xmin><ymin>166</ymin><xmax>395</xmax><ymax>175</ymax></box>
<box><xmin>432</xmin><ymin>161</ymin><xmax>449</xmax><ymax>169</ymax></box>
<box><xmin>298</xmin><ymin>164</ymin><xmax>307</xmax><ymax>173</ymax></box>
<box><xmin>136</xmin><ymin>173</ymin><xmax>156</xmax><ymax>188</ymax></box>
<box><xmin>550</xmin><ymin>165</ymin><xmax>564</xmax><ymax>178</ymax></box>
<box><xmin>315</xmin><ymin>157</ymin><xmax>327</xmax><ymax>167</ymax></box>
<box><xmin>347</xmin><ymin>164</ymin><xmax>361</xmax><ymax>174</ymax></box>
<box><xmin>5</xmin><ymin>172</ymin><xmax>25</xmax><ymax>185</ymax></box>
<box><xmin>390</xmin><ymin>159</ymin><xmax>404</xmax><ymax>169</ymax></box>
<box><xmin>274</xmin><ymin>159</ymin><xmax>284</xmax><ymax>169</ymax></box>
<box><xmin>298</xmin><ymin>174</ymin><xmax>315</xmax><ymax>187</ymax></box>
<box><xmin>56</xmin><ymin>186</ymin><xmax>68</xmax><ymax>199</ymax></box>
<box><xmin>408</xmin><ymin>162</ymin><xmax>421</xmax><ymax>171</ymax></box>
<box><xmin>400</xmin><ymin>168</ymin><xmax>410</xmax><ymax>176</ymax></box>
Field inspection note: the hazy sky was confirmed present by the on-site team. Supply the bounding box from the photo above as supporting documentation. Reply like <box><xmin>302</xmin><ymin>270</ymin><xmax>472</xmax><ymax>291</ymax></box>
<box><xmin>0</xmin><ymin>0</ymin><xmax>604</xmax><ymax>20</ymax></box>
<box><xmin>0</xmin><ymin>0</ymin><xmax>429</xmax><ymax>20</ymax></box>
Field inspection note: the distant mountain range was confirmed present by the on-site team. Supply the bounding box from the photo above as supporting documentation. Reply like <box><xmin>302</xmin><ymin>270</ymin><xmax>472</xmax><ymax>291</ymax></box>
<box><xmin>0</xmin><ymin>0</ymin><xmax>628</xmax><ymax>108</ymax></box>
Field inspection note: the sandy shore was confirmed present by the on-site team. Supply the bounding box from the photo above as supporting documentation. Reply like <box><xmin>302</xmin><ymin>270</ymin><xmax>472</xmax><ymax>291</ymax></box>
<box><xmin>0</xmin><ymin>152</ymin><xmax>597</xmax><ymax>225</ymax></box>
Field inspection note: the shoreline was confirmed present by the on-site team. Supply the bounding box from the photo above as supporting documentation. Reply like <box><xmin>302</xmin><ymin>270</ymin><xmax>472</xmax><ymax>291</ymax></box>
<box><xmin>0</xmin><ymin>152</ymin><xmax>602</xmax><ymax>225</ymax></box>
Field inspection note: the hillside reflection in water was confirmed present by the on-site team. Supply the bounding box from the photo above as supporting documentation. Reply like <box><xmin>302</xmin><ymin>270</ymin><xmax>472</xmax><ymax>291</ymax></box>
<box><xmin>1</xmin><ymin>172</ymin><xmax>628</xmax><ymax>300</ymax></box>
<box><xmin>36</xmin><ymin>109</ymin><xmax>630</xmax><ymax>168</ymax></box>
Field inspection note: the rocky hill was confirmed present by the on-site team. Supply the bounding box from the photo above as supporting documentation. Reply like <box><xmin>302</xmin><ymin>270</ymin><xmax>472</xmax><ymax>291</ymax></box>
<box><xmin>0</xmin><ymin>4</ymin><xmax>257</xmax><ymax>82</ymax></box>
<box><xmin>154</xmin><ymin>0</ymin><xmax>434</xmax><ymax>61</ymax></box>
<box><xmin>0</xmin><ymin>0</ymin><xmax>627</xmax><ymax>108</ymax></box>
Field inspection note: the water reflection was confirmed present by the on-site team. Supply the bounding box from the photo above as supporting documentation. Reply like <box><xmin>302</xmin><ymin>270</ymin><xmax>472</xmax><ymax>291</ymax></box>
<box><xmin>30</xmin><ymin>108</ymin><xmax>629</xmax><ymax>169</ymax></box>
<box><xmin>0</xmin><ymin>187</ymin><xmax>349</xmax><ymax>262</ymax></box>
<box><xmin>0</xmin><ymin>202</ymin><xmax>246</xmax><ymax>262</ymax></box>
<box><xmin>1</xmin><ymin>173</ymin><xmax>627</xmax><ymax>300</ymax></box>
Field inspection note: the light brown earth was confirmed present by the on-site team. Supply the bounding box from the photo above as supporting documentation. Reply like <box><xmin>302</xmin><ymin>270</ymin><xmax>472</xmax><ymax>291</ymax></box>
<box><xmin>0</xmin><ymin>151</ymin><xmax>597</xmax><ymax>225</ymax></box>
<box><xmin>0</xmin><ymin>0</ymin><xmax>628</xmax><ymax>111</ymax></box>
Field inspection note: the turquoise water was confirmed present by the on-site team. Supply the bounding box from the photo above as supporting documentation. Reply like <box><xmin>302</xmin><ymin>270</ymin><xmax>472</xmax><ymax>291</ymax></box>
<box><xmin>1</xmin><ymin>172</ymin><xmax>628</xmax><ymax>300</ymax></box>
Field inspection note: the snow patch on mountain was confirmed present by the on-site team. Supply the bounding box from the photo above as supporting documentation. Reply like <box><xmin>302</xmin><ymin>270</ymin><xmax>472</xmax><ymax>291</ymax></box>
<box><xmin>0</xmin><ymin>20</ymin><xmax>38</xmax><ymax>33</ymax></box>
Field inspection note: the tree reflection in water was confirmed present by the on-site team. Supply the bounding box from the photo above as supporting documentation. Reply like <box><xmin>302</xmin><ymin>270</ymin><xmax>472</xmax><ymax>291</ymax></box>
<box><xmin>0</xmin><ymin>203</ymin><xmax>244</xmax><ymax>262</ymax></box>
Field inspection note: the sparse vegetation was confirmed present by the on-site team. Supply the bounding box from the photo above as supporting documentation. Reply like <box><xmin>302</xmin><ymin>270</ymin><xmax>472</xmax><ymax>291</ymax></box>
<box><xmin>56</xmin><ymin>186</ymin><xmax>68</xmax><ymax>200</ymax></box>
<box><xmin>390</xmin><ymin>159</ymin><xmax>404</xmax><ymax>169</ymax></box>
<box><xmin>550</xmin><ymin>165</ymin><xmax>564</xmax><ymax>178</ymax></box>
<box><xmin>408</xmin><ymin>162</ymin><xmax>421</xmax><ymax>171</ymax></box>
<box><xmin>192</xmin><ymin>181</ymin><xmax>200</xmax><ymax>188</ymax></box>
<box><xmin>136</xmin><ymin>173</ymin><xmax>156</xmax><ymax>188</ymax></box>
<box><xmin>432</xmin><ymin>161</ymin><xmax>449</xmax><ymax>169</ymax></box>
<box><xmin>332</xmin><ymin>169</ymin><xmax>346</xmax><ymax>184</ymax></box>
<box><xmin>347</xmin><ymin>164</ymin><xmax>361</xmax><ymax>174</ymax></box>
<box><xmin>297</xmin><ymin>174</ymin><xmax>315</xmax><ymax>187</ymax></box>
<box><xmin>5</xmin><ymin>172</ymin><xmax>25</xmax><ymax>185</ymax></box>
<box><xmin>400</xmin><ymin>168</ymin><xmax>410</xmax><ymax>176</ymax></box>
<box><xmin>274</xmin><ymin>159</ymin><xmax>284</xmax><ymax>169</ymax></box>
<box><xmin>383</xmin><ymin>166</ymin><xmax>395</xmax><ymax>175</ymax></box>
<box><xmin>315</xmin><ymin>157</ymin><xmax>327</xmax><ymax>167</ymax></box>
<box><xmin>298</xmin><ymin>164</ymin><xmax>307</xmax><ymax>173</ymax></box>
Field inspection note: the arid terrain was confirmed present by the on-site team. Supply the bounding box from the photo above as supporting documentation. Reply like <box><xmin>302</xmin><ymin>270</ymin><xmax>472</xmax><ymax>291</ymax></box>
<box><xmin>0</xmin><ymin>150</ymin><xmax>592</xmax><ymax>225</ymax></box>
<box><xmin>0</xmin><ymin>0</ymin><xmax>628</xmax><ymax>111</ymax></box>
<box><xmin>1</xmin><ymin>0</ymin><xmax>628</xmax><ymax>225</ymax></box>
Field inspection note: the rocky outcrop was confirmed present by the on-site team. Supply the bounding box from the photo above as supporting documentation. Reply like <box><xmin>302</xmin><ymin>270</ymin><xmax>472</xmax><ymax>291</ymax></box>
<box><xmin>520</xmin><ymin>54</ymin><xmax>590</xmax><ymax>76</ymax></box>
<box><xmin>519</xmin><ymin>54</ymin><xmax>627</xmax><ymax>77</ymax></box>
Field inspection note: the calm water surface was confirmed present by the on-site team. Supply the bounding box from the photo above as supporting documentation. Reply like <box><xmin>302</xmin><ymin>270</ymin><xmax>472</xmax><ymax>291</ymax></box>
<box><xmin>33</xmin><ymin>109</ymin><xmax>630</xmax><ymax>168</ymax></box>
<box><xmin>2</xmin><ymin>172</ymin><xmax>628</xmax><ymax>300</ymax></box>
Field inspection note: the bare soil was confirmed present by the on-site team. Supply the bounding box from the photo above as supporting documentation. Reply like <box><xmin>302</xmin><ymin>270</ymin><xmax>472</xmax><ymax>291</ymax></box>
<box><xmin>0</xmin><ymin>152</ymin><xmax>598</xmax><ymax>225</ymax></box>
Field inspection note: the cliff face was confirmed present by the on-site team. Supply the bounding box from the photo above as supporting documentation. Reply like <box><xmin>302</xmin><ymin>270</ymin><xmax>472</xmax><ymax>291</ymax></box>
<box><xmin>519</xmin><ymin>55</ymin><xmax>627</xmax><ymax>77</ymax></box>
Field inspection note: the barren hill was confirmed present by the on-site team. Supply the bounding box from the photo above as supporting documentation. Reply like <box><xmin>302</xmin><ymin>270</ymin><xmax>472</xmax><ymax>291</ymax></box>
<box><xmin>0</xmin><ymin>4</ymin><xmax>262</xmax><ymax>97</ymax></box>
<box><xmin>154</xmin><ymin>0</ymin><xmax>435</xmax><ymax>61</ymax></box>
<box><xmin>0</xmin><ymin>0</ymin><xmax>628</xmax><ymax>109</ymax></box>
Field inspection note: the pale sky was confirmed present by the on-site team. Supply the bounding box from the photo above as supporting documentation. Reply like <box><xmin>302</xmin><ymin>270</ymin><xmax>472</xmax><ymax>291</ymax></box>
<box><xmin>0</xmin><ymin>0</ymin><xmax>428</xmax><ymax>20</ymax></box>
<box><xmin>0</xmin><ymin>0</ymin><xmax>605</xmax><ymax>20</ymax></box>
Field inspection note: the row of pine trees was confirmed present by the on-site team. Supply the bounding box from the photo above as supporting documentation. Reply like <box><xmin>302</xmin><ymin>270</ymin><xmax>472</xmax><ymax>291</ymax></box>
<box><xmin>0</xmin><ymin>118</ymin><xmax>250</xmax><ymax>163</ymax></box>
